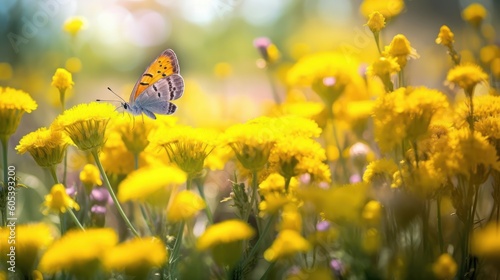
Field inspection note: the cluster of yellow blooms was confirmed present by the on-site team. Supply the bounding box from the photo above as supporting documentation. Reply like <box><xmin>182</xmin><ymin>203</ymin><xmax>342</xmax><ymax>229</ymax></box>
<box><xmin>1</xmin><ymin>1</ymin><xmax>500</xmax><ymax>279</ymax></box>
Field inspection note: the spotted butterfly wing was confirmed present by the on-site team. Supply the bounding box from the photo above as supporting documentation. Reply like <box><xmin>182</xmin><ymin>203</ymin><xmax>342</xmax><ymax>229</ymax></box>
<box><xmin>125</xmin><ymin>49</ymin><xmax>184</xmax><ymax>119</ymax></box>
<box><xmin>129</xmin><ymin>49</ymin><xmax>180</xmax><ymax>102</ymax></box>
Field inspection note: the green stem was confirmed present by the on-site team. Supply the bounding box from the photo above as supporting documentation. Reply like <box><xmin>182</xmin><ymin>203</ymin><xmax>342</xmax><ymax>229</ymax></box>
<box><xmin>330</xmin><ymin>119</ymin><xmax>349</xmax><ymax>183</ymax></box>
<box><xmin>242</xmin><ymin>215</ymin><xmax>275</xmax><ymax>268</ymax></box>
<box><xmin>196</xmin><ymin>179</ymin><xmax>213</xmax><ymax>224</ymax></box>
<box><xmin>260</xmin><ymin>261</ymin><xmax>276</xmax><ymax>280</ymax></box>
<box><xmin>91</xmin><ymin>149</ymin><xmax>139</xmax><ymax>237</ymax></box>
<box><xmin>59</xmin><ymin>89</ymin><xmax>66</xmax><ymax>112</ymax></box>
<box><xmin>1</xmin><ymin>136</ymin><xmax>9</xmax><ymax>227</ymax></box>
<box><xmin>266</xmin><ymin>67</ymin><xmax>281</xmax><ymax>104</ymax></box>
<box><xmin>398</xmin><ymin>69</ymin><xmax>405</xmax><ymax>88</ymax></box>
<box><xmin>62</xmin><ymin>150</ymin><xmax>68</xmax><ymax>186</ymax></box>
<box><xmin>49</xmin><ymin>166</ymin><xmax>60</xmax><ymax>184</ymax></box>
<box><xmin>67</xmin><ymin>208</ymin><xmax>85</xmax><ymax>231</ymax></box>
<box><xmin>169</xmin><ymin>221</ymin><xmax>185</xmax><ymax>279</ymax></box>
<box><xmin>436</xmin><ymin>195</ymin><xmax>444</xmax><ymax>254</ymax></box>
<box><xmin>373</xmin><ymin>32</ymin><xmax>381</xmax><ymax>55</ymax></box>
<box><xmin>468</xmin><ymin>92</ymin><xmax>475</xmax><ymax>132</ymax></box>
<box><xmin>133</xmin><ymin>153</ymin><xmax>139</xmax><ymax>170</ymax></box>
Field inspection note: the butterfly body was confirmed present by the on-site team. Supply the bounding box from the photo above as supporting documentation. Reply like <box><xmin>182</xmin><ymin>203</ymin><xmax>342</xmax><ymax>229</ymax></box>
<box><xmin>122</xmin><ymin>49</ymin><xmax>184</xmax><ymax>119</ymax></box>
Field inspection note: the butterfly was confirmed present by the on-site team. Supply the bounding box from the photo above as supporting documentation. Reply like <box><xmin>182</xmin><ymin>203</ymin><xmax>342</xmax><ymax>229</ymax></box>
<box><xmin>120</xmin><ymin>49</ymin><xmax>184</xmax><ymax>119</ymax></box>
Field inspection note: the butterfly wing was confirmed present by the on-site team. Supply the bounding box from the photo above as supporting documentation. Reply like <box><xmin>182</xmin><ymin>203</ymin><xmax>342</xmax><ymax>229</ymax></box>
<box><xmin>129</xmin><ymin>49</ymin><xmax>180</xmax><ymax>103</ymax></box>
<box><xmin>133</xmin><ymin>74</ymin><xmax>184</xmax><ymax>119</ymax></box>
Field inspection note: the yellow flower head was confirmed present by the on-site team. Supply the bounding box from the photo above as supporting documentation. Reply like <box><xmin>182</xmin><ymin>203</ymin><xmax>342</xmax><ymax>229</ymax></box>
<box><xmin>362</xmin><ymin>200</ymin><xmax>382</xmax><ymax>225</ymax></box>
<box><xmin>456</xmin><ymin>95</ymin><xmax>500</xmax><ymax>141</ymax></box>
<box><xmin>435</xmin><ymin>25</ymin><xmax>455</xmax><ymax>48</ymax></box>
<box><xmin>223</xmin><ymin>117</ymin><xmax>278</xmax><ymax>171</ymax></box>
<box><xmin>99</xmin><ymin>131</ymin><xmax>135</xmax><ymax>175</ymax></box>
<box><xmin>214</xmin><ymin>62</ymin><xmax>233</xmax><ymax>79</ymax></box>
<box><xmin>432</xmin><ymin>128</ymin><xmax>500</xmax><ymax>179</ymax></box>
<box><xmin>264</xmin><ymin>230</ymin><xmax>310</xmax><ymax>262</ymax></box>
<box><xmin>383</xmin><ymin>34</ymin><xmax>419</xmax><ymax>68</ymax></box>
<box><xmin>259</xmin><ymin>173</ymin><xmax>298</xmax><ymax>196</ymax></box>
<box><xmin>365</xmin><ymin>11</ymin><xmax>386</xmax><ymax>33</ymax></box>
<box><xmin>197</xmin><ymin>219</ymin><xmax>256</xmax><ymax>266</ymax></box>
<box><xmin>79</xmin><ymin>164</ymin><xmax>102</xmax><ymax>188</ymax></box>
<box><xmin>167</xmin><ymin>190</ymin><xmax>206</xmax><ymax>222</ymax></box>
<box><xmin>462</xmin><ymin>3</ymin><xmax>487</xmax><ymax>28</ymax></box>
<box><xmin>362</xmin><ymin>228</ymin><xmax>381</xmax><ymax>254</ymax></box>
<box><xmin>109</xmin><ymin>113</ymin><xmax>157</xmax><ymax>155</ymax></box>
<box><xmin>270</xmin><ymin>137</ymin><xmax>331</xmax><ymax>183</ymax></box>
<box><xmin>278</xmin><ymin>204</ymin><xmax>303</xmax><ymax>232</ymax></box>
<box><xmin>43</xmin><ymin>184</ymin><xmax>80</xmax><ymax>215</ymax></box>
<box><xmin>16</xmin><ymin>127</ymin><xmax>72</xmax><ymax>168</ymax></box>
<box><xmin>0</xmin><ymin>223</ymin><xmax>53</xmax><ymax>274</ymax></box>
<box><xmin>366</xmin><ymin>56</ymin><xmax>400</xmax><ymax>91</ymax></box>
<box><xmin>103</xmin><ymin>237</ymin><xmax>167</xmax><ymax>278</ymax></box>
<box><xmin>480</xmin><ymin>45</ymin><xmax>499</xmax><ymax>66</ymax></box>
<box><xmin>259</xmin><ymin>193</ymin><xmax>293</xmax><ymax>216</ymax></box>
<box><xmin>53</xmin><ymin>102</ymin><xmax>116</xmax><ymax>151</ymax></box>
<box><xmin>38</xmin><ymin>228</ymin><xmax>117</xmax><ymax>276</ymax></box>
<box><xmin>65</xmin><ymin>57</ymin><xmax>82</xmax><ymax>73</ymax></box>
<box><xmin>51</xmin><ymin>68</ymin><xmax>74</xmax><ymax>93</ymax></box>
<box><xmin>373</xmin><ymin>87</ymin><xmax>449</xmax><ymax>152</ymax></box>
<box><xmin>363</xmin><ymin>158</ymin><xmax>398</xmax><ymax>186</ymax></box>
<box><xmin>360</xmin><ymin>0</ymin><xmax>405</xmax><ymax>19</ymax></box>
<box><xmin>287</xmin><ymin>52</ymin><xmax>365</xmax><ymax>107</ymax></box>
<box><xmin>118</xmin><ymin>165</ymin><xmax>186</xmax><ymax>206</ymax></box>
<box><xmin>432</xmin><ymin>253</ymin><xmax>457</xmax><ymax>280</ymax></box>
<box><xmin>472</xmin><ymin>222</ymin><xmax>500</xmax><ymax>259</ymax></box>
<box><xmin>63</xmin><ymin>16</ymin><xmax>87</xmax><ymax>36</ymax></box>
<box><xmin>446</xmin><ymin>63</ymin><xmax>488</xmax><ymax>95</ymax></box>
<box><xmin>149</xmin><ymin>125</ymin><xmax>218</xmax><ymax>177</ymax></box>
<box><xmin>0</xmin><ymin>87</ymin><xmax>37</xmax><ymax>138</ymax></box>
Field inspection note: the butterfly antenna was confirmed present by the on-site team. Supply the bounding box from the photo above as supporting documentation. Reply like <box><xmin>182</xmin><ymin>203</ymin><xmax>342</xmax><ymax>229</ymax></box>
<box><xmin>96</xmin><ymin>87</ymin><xmax>127</xmax><ymax>103</ymax></box>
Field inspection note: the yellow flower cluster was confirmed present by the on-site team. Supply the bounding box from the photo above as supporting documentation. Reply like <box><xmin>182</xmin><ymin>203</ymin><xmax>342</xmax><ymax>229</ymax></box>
<box><xmin>16</xmin><ymin>127</ymin><xmax>72</xmax><ymax>168</ymax></box>
<box><xmin>0</xmin><ymin>87</ymin><xmax>37</xmax><ymax>137</ymax></box>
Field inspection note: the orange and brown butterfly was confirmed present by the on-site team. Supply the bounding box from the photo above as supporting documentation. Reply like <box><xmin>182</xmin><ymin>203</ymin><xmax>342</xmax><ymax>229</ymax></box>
<box><xmin>121</xmin><ymin>49</ymin><xmax>184</xmax><ymax>119</ymax></box>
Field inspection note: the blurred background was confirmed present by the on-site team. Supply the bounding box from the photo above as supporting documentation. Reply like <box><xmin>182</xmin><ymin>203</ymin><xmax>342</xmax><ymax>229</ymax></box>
<box><xmin>0</xmin><ymin>0</ymin><xmax>499</xmax><ymax>221</ymax></box>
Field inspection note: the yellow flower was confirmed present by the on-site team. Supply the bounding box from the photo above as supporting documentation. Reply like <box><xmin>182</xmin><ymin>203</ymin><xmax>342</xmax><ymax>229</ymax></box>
<box><xmin>269</xmin><ymin>137</ymin><xmax>331</xmax><ymax>183</ymax></box>
<box><xmin>259</xmin><ymin>193</ymin><xmax>293</xmax><ymax>216</ymax></box>
<box><xmin>197</xmin><ymin>219</ymin><xmax>255</xmax><ymax>266</ymax></box>
<box><xmin>16</xmin><ymin>127</ymin><xmax>72</xmax><ymax>168</ymax></box>
<box><xmin>462</xmin><ymin>3</ymin><xmax>487</xmax><ymax>28</ymax></box>
<box><xmin>393</xmin><ymin>160</ymin><xmax>446</xmax><ymax>198</ymax></box>
<box><xmin>149</xmin><ymin>125</ymin><xmax>218</xmax><ymax>177</ymax></box>
<box><xmin>479</xmin><ymin>45</ymin><xmax>499</xmax><ymax>66</ymax></box>
<box><xmin>167</xmin><ymin>190</ymin><xmax>206</xmax><ymax>222</ymax></box>
<box><xmin>63</xmin><ymin>16</ymin><xmax>87</xmax><ymax>36</ymax></box>
<box><xmin>109</xmin><ymin>114</ymin><xmax>155</xmax><ymax>155</ymax></box>
<box><xmin>79</xmin><ymin>164</ymin><xmax>102</xmax><ymax>188</ymax></box>
<box><xmin>359</xmin><ymin>0</ymin><xmax>404</xmax><ymax>19</ymax></box>
<box><xmin>366</xmin><ymin>56</ymin><xmax>400</xmax><ymax>91</ymax></box>
<box><xmin>456</xmin><ymin>95</ymin><xmax>500</xmax><ymax>141</ymax></box>
<box><xmin>65</xmin><ymin>57</ymin><xmax>82</xmax><ymax>73</ymax></box>
<box><xmin>299</xmin><ymin>183</ymin><xmax>369</xmax><ymax>225</ymax></box>
<box><xmin>383</xmin><ymin>34</ymin><xmax>419</xmax><ymax>68</ymax></box>
<box><xmin>446</xmin><ymin>63</ymin><xmax>488</xmax><ymax>95</ymax></box>
<box><xmin>42</xmin><ymin>184</ymin><xmax>80</xmax><ymax>215</ymax></box>
<box><xmin>0</xmin><ymin>87</ymin><xmax>37</xmax><ymax>138</ymax></box>
<box><xmin>38</xmin><ymin>228</ymin><xmax>118</xmax><ymax>276</ymax></box>
<box><xmin>214</xmin><ymin>62</ymin><xmax>233</xmax><ymax>79</ymax></box>
<box><xmin>51</xmin><ymin>68</ymin><xmax>74</xmax><ymax>92</ymax></box>
<box><xmin>471</xmin><ymin>223</ymin><xmax>500</xmax><ymax>259</ymax></box>
<box><xmin>264</xmin><ymin>230</ymin><xmax>310</xmax><ymax>262</ymax></box>
<box><xmin>53</xmin><ymin>102</ymin><xmax>116</xmax><ymax>151</ymax></box>
<box><xmin>435</xmin><ymin>25</ymin><xmax>455</xmax><ymax>48</ymax></box>
<box><xmin>278</xmin><ymin>204</ymin><xmax>302</xmax><ymax>232</ymax></box>
<box><xmin>223</xmin><ymin>117</ymin><xmax>278</xmax><ymax>171</ymax></box>
<box><xmin>365</xmin><ymin>11</ymin><xmax>386</xmax><ymax>33</ymax></box>
<box><xmin>99</xmin><ymin>131</ymin><xmax>135</xmax><ymax>175</ymax></box>
<box><xmin>287</xmin><ymin>52</ymin><xmax>366</xmax><ymax>107</ymax></box>
<box><xmin>103</xmin><ymin>237</ymin><xmax>167</xmax><ymax>278</ymax></box>
<box><xmin>0</xmin><ymin>223</ymin><xmax>53</xmax><ymax>275</ymax></box>
<box><xmin>373</xmin><ymin>87</ymin><xmax>449</xmax><ymax>152</ymax></box>
<box><xmin>432</xmin><ymin>128</ymin><xmax>500</xmax><ymax>179</ymax></box>
<box><xmin>432</xmin><ymin>253</ymin><xmax>457</xmax><ymax>280</ymax></box>
<box><xmin>118</xmin><ymin>165</ymin><xmax>186</xmax><ymax>206</ymax></box>
<box><xmin>363</xmin><ymin>158</ymin><xmax>398</xmax><ymax>186</ymax></box>
<box><xmin>259</xmin><ymin>173</ymin><xmax>298</xmax><ymax>196</ymax></box>
<box><xmin>362</xmin><ymin>200</ymin><xmax>382</xmax><ymax>225</ymax></box>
